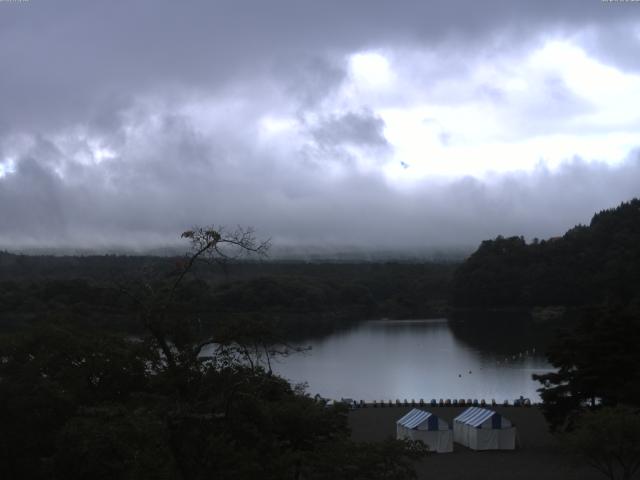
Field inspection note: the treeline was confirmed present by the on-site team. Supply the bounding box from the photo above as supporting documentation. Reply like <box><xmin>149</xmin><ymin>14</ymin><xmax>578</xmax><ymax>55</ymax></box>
<box><xmin>0</xmin><ymin>258</ymin><xmax>455</xmax><ymax>337</ymax></box>
<box><xmin>452</xmin><ymin>198</ymin><xmax>640</xmax><ymax>308</ymax></box>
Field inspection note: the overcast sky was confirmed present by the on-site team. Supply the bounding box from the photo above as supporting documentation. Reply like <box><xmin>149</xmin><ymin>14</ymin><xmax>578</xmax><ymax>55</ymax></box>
<box><xmin>1</xmin><ymin>0</ymin><xmax>640</xmax><ymax>253</ymax></box>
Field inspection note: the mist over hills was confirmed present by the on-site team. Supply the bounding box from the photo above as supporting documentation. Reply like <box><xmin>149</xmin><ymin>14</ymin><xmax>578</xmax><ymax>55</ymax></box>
<box><xmin>1</xmin><ymin>244</ymin><xmax>472</xmax><ymax>264</ymax></box>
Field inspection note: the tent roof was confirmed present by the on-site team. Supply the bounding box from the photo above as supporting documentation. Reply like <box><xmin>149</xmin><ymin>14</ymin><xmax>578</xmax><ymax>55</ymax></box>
<box><xmin>454</xmin><ymin>407</ymin><xmax>501</xmax><ymax>427</ymax></box>
<box><xmin>397</xmin><ymin>409</ymin><xmax>435</xmax><ymax>429</ymax></box>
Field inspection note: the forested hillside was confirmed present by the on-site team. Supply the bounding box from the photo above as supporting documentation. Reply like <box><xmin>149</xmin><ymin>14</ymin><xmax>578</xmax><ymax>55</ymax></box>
<box><xmin>0</xmin><ymin>255</ymin><xmax>454</xmax><ymax>337</ymax></box>
<box><xmin>452</xmin><ymin>199</ymin><xmax>640</xmax><ymax>308</ymax></box>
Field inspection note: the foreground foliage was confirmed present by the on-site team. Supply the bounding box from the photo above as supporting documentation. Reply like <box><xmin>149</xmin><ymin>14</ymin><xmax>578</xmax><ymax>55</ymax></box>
<box><xmin>534</xmin><ymin>302</ymin><xmax>640</xmax><ymax>479</ymax></box>
<box><xmin>534</xmin><ymin>303</ymin><xmax>640</xmax><ymax>431</ymax></box>
<box><xmin>0</xmin><ymin>227</ymin><xmax>428</xmax><ymax>479</ymax></box>
<box><xmin>563</xmin><ymin>406</ymin><xmax>640</xmax><ymax>480</ymax></box>
<box><xmin>0</xmin><ymin>320</ymin><xmax>427</xmax><ymax>479</ymax></box>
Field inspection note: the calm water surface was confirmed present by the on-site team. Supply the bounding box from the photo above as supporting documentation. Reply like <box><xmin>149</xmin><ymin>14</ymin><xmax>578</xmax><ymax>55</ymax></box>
<box><xmin>273</xmin><ymin>319</ymin><xmax>553</xmax><ymax>402</ymax></box>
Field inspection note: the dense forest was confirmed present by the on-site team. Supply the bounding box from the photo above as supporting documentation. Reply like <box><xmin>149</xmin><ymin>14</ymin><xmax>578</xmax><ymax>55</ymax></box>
<box><xmin>452</xmin><ymin>198</ymin><xmax>640</xmax><ymax>309</ymax></box>
<box><xmin>0</xmin><ymin>252</ymin><xmax>454</xmax><ymax>338</ymax></box>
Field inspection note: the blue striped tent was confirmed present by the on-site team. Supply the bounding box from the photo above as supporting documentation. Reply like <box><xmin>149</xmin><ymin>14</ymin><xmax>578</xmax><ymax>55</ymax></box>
<box><xmin>396</xmin><ymin>408</ymin><xmax>453</xmax><ymax>453</ymax></box>
<box><xmin>453</xmin><ymin>407</ymin><xmax>516</xmax><ymax>450</ymax></box>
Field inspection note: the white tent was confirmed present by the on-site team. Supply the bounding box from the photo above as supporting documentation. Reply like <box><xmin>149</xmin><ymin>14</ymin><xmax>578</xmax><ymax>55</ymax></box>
<box><xmin>396</xmin><ymin>408</ymin><xmax>453</xmax><ymax>453</ymax></box>
<box><xmin>453</xmin><ymin>407</ymin><xmax>516</xmax><ymax>450</ymax></box>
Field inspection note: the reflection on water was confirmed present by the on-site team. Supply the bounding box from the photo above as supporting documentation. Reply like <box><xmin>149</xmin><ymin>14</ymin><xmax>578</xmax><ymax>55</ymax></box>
<box><xmin>273</xmin><ymin>318</ymin><xmax>553</xmax><ymax>402</ymax></box>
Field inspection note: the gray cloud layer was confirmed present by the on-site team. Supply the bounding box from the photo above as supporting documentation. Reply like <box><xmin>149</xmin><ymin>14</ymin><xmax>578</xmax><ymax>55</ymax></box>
<box><xmin>2</xmin><ymin>119</ymin><xmax>639</xmax><ymax>250</ymax></box>
<box><xmin>1</xmin><ymin>1</ymin><xmax>640</xmax><ymax>251</ymax></box>
<box><xmin>3</xmin><ymin>1</ymin><xmax>639</xmax><ymax>131</ymax></box>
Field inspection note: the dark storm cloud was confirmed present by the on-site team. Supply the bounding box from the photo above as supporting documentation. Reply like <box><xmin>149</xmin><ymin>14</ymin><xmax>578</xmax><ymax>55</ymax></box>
<box><xmin>281</xmin><ymin>56</ymin><xmax>348</xmax><ymax>109</ymax></box>
<box><xmin>309</xmin><ymin>110</ymin><xmax>389</xmax><ymax>148</ymax></box>
<box><xmin>1</xmin><ymin>0</ymin><xmax>637</xmax><ymax>131</ymax></box>
<box><xmin>578</xmin><ymin>21</ymin><xmax>640</xmax><ymax>73</ymax></box>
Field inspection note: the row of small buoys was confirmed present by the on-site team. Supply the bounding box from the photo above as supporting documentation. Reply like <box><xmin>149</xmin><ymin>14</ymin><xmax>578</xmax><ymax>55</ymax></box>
<box><xmin>444</xmin><ymin>398</ymin><xmax>485</xmax><ymax>407</ymax></box>
<box><xmin>320</xmin><ymin>396</ymin><xmax>534</xmax><ymax>408</ymax></box>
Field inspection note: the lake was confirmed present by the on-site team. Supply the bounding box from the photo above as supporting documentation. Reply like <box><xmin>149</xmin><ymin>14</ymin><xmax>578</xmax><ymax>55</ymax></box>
<box><xmin>272</xmin><ymin>318</ymin><xmax>553</xmax><ymax>403</ymax></box>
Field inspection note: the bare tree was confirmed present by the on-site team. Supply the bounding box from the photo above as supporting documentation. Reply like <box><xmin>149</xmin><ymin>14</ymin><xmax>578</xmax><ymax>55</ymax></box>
<box><xmin>117</xmin><ymin>225</ymin><xmax>270</xmax><ymax>370</ymax></box>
